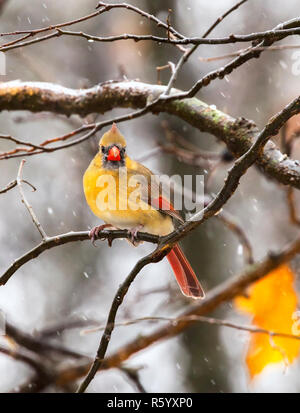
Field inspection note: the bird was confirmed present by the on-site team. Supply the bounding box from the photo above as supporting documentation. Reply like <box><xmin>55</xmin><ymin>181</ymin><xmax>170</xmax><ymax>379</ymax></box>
<box><xmin>83</xmin><ymin>123</ymin><xmax>205</xmax><ymax>299</ymax></box>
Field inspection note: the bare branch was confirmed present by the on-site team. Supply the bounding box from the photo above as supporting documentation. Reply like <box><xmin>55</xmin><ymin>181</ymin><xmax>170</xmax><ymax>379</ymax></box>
<box><xmin>0</xmin><ymin>179</ymin><xmax>36</xmax><ymax>194</ymax></box>
<box><xmin>3</xmin><ymin>19</ymin><xmax>300</xmax><ymax>52</ymax></box>
<box><xmin>198</xmin><ymin>44</ymin><xmax>300</xmax><ymax>62</ymax></box>
<box><xmin>85</xmin><ymin>314</ymin><xmax>300</xmax><ymax>343</ymax></box>
<box><xmin>0</xmin><ymin>180</ymin><xmax>17</xmax><ymax>194</ymax></box>
<box><xmin>16</xmin><ymin>160</ymin><xmax>48</xmax><ymax>240</ymax></box>
<box><xmin>217</xmin><ymin>211</ymin><xmax>254</xmax><ymax>265</ymax></box>
<box><xmin>0</xmin><ymin>1</ymin><xmax>185</xmax><ymax>53</ymax></box>
<box><xmin>0</xmin><ymin>345</ymin><xmax>49</xmax><ymax>382</ymax></box>
<box><xmin>119</xmin><ymin>366</ymin><xmax>146</xmax><ymax>393</ymax></box>
<box><xmin>0</xmin><ymin>229</ymin><xmax>158</xmax><ymax>286</ymax></box>
<box><xmin>5</xmin><ymin>320</ymin><xmax>87</xmax><ymax>360</ymax></box>
<box><xmin>95</xmin><ymin>1</ymin><xmax>184</xmax><ymax>40</ymax></box>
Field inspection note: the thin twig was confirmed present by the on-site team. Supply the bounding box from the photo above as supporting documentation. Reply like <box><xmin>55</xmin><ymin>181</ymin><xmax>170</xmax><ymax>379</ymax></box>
<box><xmin>0</xmin><ymin>180</ymin><xmax>17</xmax><ymax>194</ymax></box>
<box><xmin>16</xmin><ymin>160</ymin><xmax>48</xmax><ymax>240</ymax></box>
<box><xmin>0</xmin><ymin>346</ymin><xmax>49</xmax><ymax>380</ymax></box>
<box><xmin>0</xmin><ymin>179</ymin><xmax>36</xmax><ymax>195</ymax></box>
<box><xmin>83</xmin><ymin>314</ymin><xmax>300</xmax><ymax>342</ymax></box>
<box><xmin>119</xmin><ymin>366</ymin><xmax>146</xmax><ymax>393</ymax></box>
<box><xmin>217</xmin><ymin>210</ymin><xmax>254</xmax><ymax>264</ymax></box>
<box><xmin>198</xmin><ymin>44</ymin><xmax>300</xmax><ymax>62</ymax></box>
<box><xmin>5</xmin><ymin>320</ymin><xmax>87</xmax><ymax>360</ymax></box>
<box><xmin>95</xmin><ymin>2</ymin><xmax>184</xmax><ymax>40</ymax></box>
<box><xmin>35</xmin><ymin>318</ymin><xmax>99</xmax><ymax>340</ymax></box>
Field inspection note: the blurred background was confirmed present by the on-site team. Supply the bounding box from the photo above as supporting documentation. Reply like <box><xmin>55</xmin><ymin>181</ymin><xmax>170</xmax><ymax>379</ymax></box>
<box><xmin>0</xmin><ymin>0</ymin><xmax>300</xmax><ymax>393</ymax></box>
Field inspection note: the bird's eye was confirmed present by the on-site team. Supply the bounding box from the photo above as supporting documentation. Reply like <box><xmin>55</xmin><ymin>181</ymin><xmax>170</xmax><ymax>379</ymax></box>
<box><xmin>101</xmin><ymin>146</ymin><xmax>105</xmax><ymax>153</ymax></box>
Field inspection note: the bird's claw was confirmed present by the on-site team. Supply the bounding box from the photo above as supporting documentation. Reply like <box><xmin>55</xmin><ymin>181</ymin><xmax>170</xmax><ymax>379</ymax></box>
<box><xmin>128</xmin><ymin>225</ymin><xmax>144</xmax><ymax>246</ymax></box>
<box><xmin>89</xmin><ymin>224</ymin><xmax>115</xmax><ymax>247</ymax></box>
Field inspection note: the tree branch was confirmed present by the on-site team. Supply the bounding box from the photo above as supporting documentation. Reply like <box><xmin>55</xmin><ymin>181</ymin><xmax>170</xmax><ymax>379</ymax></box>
<box><xmin>0</xmin><ymin>230</ymin><xmax>158</xmax><ymax>286</ymax></box>
<box><xmin>84</xmin><ymin>315</ymin><xmax>300</xmax><ymax>343</ymax></box>
<box><xmin>16</xmin><ymin>160</ymin><xmax>48</xmax><ymax>240</ymax></box>
<box><xmin>0</xmin><ymin>80</ymin><xmax>299</xmax><ymax>189</ymax></box>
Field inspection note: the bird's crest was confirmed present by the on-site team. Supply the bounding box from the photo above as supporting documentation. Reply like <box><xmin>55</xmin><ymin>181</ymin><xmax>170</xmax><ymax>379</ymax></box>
<box><xmin>99</xmin><ymin>123</ymin><xmax>127</xmax><ymax>147</ymax></box>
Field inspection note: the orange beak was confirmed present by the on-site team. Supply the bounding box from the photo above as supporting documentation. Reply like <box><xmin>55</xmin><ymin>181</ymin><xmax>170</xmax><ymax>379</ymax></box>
<box><xmin>107</xmin><ymin>146</ymin><xmax>121</xmax><ymax>161</ymax></box>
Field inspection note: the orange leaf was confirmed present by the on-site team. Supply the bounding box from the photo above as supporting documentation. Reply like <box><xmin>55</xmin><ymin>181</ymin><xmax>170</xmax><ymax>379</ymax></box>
<box><xmin>234</xmin><ymin>263</ymin><xmax>300</xmax><ymax>378</ymax></box>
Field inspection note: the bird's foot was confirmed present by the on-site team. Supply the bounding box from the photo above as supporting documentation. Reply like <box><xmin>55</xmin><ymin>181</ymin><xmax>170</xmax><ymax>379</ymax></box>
<box><xmin>89</xmin><ymin>224</ymin><xmax>115</xmax><ymax>247</ymax></box>
<box><xmin>128</xmin><ymin>225</ymin><xmax>144</xmax><ymax>246</ymax></box>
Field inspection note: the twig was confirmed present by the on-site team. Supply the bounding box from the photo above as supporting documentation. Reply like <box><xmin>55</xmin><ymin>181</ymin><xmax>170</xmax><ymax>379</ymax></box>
<box><xmin>203</xmin><ymin>0</ymin><xmax>249</xmax><ymax>38</ymax></box>
<box><xmin>0</xmin><ymin>346</ymin><xmax>49</xmax><ymax>381</ymax></box>
<box><xmin>0</xmin><ymin>134</ymin><xmax>47</xmax><ymax>151</ymax></box>
<box><xmin>119</xmin><ymin>366</ymin><xmax>146</xmax><ymax>393</ymax></box>
<box><xmin>0</xmin><ymin>179</ymin><xmax>17</xmax><ymax>194</ymax></box>
<box><xmin>198</xmin><ymin>44</ymin><xmax>300</xmax><ymax>62</ymax></box>
<box><xmin>35</xmin><ymin>318</ymin><xmax>99</xmax><ymax>340</ymax></box>
<box><xmin>83</xmin><ymin>314</ymin><xmax>300</xmax><ymax>342</ymax></box>
<box><xmin>159</xmin><ymin>142</ymin><xmax>220</xmax><ymax>166</ymax></box>
<box><xmin>95</xmin><ymin>2</ymin><xmax>184</xmax><ymax>40</ymax></box>
<box><xmin>0</xmin><ymin>179</ymin><xmax>35</xmax><ymax>195</ymax></box>
<box><xmin>16</xmin><ymin>160</ymin><xmax>48</xmax><ymax>240</ymax></box>
<box><xmin>217</xmin><ymin>210</ymin><xmax>254</xmax><ymax>264</ymax></box>
<box><xmin>5</xmin><ymin>320</ymin><xmax>87</xmax><ymax>360</ymax></box>
<box><xmin>0</xmin><ymin>8</ymin><xmax>105</xmax><ymax>37</ymax></box>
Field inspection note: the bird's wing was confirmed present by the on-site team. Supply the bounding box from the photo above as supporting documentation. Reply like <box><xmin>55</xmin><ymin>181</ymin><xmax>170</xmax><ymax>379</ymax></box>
<box><xmin>126</xmin><ymin>158</ymin><xmax>184</xmax><ymax>224</ymax></box>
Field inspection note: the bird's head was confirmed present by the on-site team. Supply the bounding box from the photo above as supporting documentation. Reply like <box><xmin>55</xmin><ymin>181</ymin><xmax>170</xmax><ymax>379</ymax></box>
<box><xmin>99</xmin><ymin>123</ymin><xmax>127</xmax><ymax>167</ymax></box>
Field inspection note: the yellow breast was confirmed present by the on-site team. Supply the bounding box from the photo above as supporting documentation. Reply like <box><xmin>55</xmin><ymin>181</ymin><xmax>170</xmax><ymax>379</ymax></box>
<box><xmin>83</xmin><ymin>153</ymin><xmax>174</xmax><ymax>236</ymax></box>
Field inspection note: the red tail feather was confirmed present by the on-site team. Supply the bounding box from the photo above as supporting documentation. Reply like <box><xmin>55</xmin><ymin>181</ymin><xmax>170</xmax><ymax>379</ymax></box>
<box><xmin>167</xmin><ymin>244</ymin><xmax>205</xmax><ymax>299</ymax></box>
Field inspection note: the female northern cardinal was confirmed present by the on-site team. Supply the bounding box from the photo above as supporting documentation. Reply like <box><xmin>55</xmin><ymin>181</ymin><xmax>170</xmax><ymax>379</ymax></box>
<box><xmin>83</xmin><ymin>123</ymin><xmax>204</xmax><ymax>299</ymax></box>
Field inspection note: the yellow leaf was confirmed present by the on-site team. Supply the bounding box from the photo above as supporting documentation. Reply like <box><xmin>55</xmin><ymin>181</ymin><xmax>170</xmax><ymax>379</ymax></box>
<box><xmin>234</xmin><ymin>263</ymin><xmax>300</xmax><ymax>378</ymax></box>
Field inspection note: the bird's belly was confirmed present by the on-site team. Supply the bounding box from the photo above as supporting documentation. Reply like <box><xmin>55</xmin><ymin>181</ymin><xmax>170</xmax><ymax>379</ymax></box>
<box><xmin>100</xmin><ymin>208</ymin><xmax>174</xmax><ymax>236</ymax></box>
<box><xmin>83</xmin><ymin>167</ymin><xmax>174</xmax><ymax>236</ymax></box>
